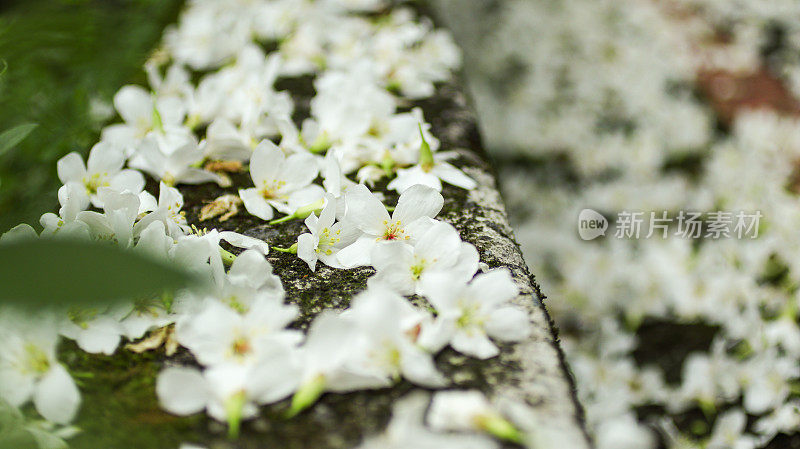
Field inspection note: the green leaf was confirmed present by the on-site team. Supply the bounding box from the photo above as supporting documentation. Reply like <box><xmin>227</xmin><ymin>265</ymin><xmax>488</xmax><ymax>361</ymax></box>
<box><xmin>0</xmin><ymin>123</ymin><xmax>38</xmax><ymax>156</ymax></box>
<box><xmin>0</xmin><ymin>238</ymin><xmax>197</xmax><ymax>310</ymax></box>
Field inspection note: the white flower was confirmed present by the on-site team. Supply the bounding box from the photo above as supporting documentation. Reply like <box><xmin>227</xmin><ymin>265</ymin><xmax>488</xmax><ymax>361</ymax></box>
<box><xmin>76</xmin><ymin>188</ymin><xmax>140</xmax><ymax>248</ymax></box>
<box><xmin>595</xmin><ymin>414</ymin><xmax>656</xmax><ymax>449</ymax></box>
<box><xmin>707</xmin><ymin>409</ymin><xmax>757</xmax><ymax>449</ymax></box>
<box><xmin>114</xmin><ymin>297</ymin><xmax>174</xmax><ymax>342</ymax></box>
<box><xmin>39</xmin><ymin>183</ymin><xmax>91</xmax><ymax>238</ymax></box>
<box><xmin>157</xmin><ymin>347</ymin><xmax>300</xmax><ymax>423</ymax></box>
<box><xmin>388</xmin><ymin>152</ymin><xmax>476</xmax><ymax>193</ymax></box>
<box><xmin>200</xmin><ymin>118</ymin><xmax>254</xmax><ymax>161</ymax></box>
<box><xmin>164</xmin><ymin>4</ymin><xmax>250</xmax><ymax>70</ymax></box>
<box><xmin>133</xmin><ymin>221</ymin><xmax>175</xmax><ymax>261</ymax></box>
<box><xmin>101</xmin><ymin>85</ymin><xmax>187</xmax><ymax>150</ymax></box>
<box><xmin>742</xmin><ymin>349</ymin><xmax>797</xmax><ymax>415</ymax></box>
<box><xmin>296</xmin><ymin>311</ymin><xmax>389</xmax><ymax>394</ymax></box>
<box><xmin>419</xmin><ymin>269</ymin><xmax>530</xmax><ymax>359</ymax></box>
<box><xmin>135</xmin><ymin>181</ymin><xmax>191</xmax><ymax>239</ymax></box>
<box><xmin>175</xmin><ymin>298</ymin><xmax>300</xmax><ymax>368</ymax></box>
<box><xmin>321</xmin><ymin>149</ymin><xmax>357</xmax><ymax>218</ymax></box>
<box><xmin>0</xmin><ymin>223</ymin><xmax>39</xmax><ymax>243</ymax></box>
<box><xmin>427</xmin><ymin>390</ymin><xmax>494</xmax><ymax>432</ymax></box>
<box><xmin>309</xmin><ymin>68</ymin><xmax>396</xmax><ymax>146</ymax></box>
<box><xmin>190</xmin><ymin>46</ymin><xmax>290</xmax><ymax>135</ymax></box>
<box><xmin>181</xmin><ymin>228</ymin><xmax>270</xmax><ymax>288</ymax></box>
<box><xmin>239</xmin><ymin>140</ymin><xmax>323</xmax><ymax>221</ymax></box>
<box><xmin>336</xmin><ymin>184</ymin><xmax>443</xmax><ymax>268</ymax></box>
<box><xmin>754</xmin><ymin>402</ymin><xmax>800</xmax><ymax>442</ymax></box>
<box><xmin>341</xmin><ymin>284</ymin><xmax>446</xmax><ymax>388</ymax></box>
<box><xmin>131</xmin><ymin>134</ymin><xmax>225</xmax><ymax>187</ymax></box>
<box><xmin>214</xmin><ymin>249</ymin><xmax>284</xmax><ymax>313</ymax></box>
<box><xmin>59</xmin><ymin>308</ymin><xmax>126</xmax><ymax>355</ymax></box>
<box><xmin>297</xmin><ymin>195</ymin><xmax>359</xmax><ymax>271</ymax></box>
<box><xmin>56</xmin><ymin>141</ymin><xmax>144</xmax><ymax>207</ymax></box>
<box><xmin>358</xmin><ymin>392</ymin><xmax>499</xmax><ymax>449</ymax></box>
<box><xmin>0</xmin><ymin>312</ymin><xmax>81</xmax><ymax>424</ymax></box>
<box><xmin>427</xmin><ymin>390</ymin><xmax>523</xmax><ymax>443</ymax></box>
<box><xmin>288</xmin><ymin>310</ymin><xmax>391</xmax><ymax>415</ymax></box>
<box><xmin>370</xmin><ymin>221</ymin><xmax>479</xmax><ymax>295</ymax></box>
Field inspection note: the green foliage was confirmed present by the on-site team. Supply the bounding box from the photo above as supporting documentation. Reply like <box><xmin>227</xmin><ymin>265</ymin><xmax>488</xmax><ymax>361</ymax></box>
<box><xmin>0</xmin><ymin>123</ymin><xmax>37</xmax><ymax>157</ymax></box>
<box><xmin>0</xmin><ymin>0</ymin><xmax>184</xmax><ymax>233</ymax></box>
<box><xmin>0</xmin><ymin>400</ymin><xmax>51</xmax><ymax>449</ymax></box>
<box><xmin>0</xmin><ymin>238</ymin><xmax>197</xmax><ymax>310</ymax></box>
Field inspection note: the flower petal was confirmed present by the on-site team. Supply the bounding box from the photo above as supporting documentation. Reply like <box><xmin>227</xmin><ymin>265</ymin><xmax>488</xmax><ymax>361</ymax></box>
<box><xmin>282</xmin><ymin>152</ymin><xmax>320</xmax><ymax>190</ymax></box>
<box><xmin>114</xmin><ymin>85</ymin><xmax>153</xmax><ymax>126</ymax></box>
<box><xmin>297</xmin><ymin>233</ymin><xmax>318</xmax><ymax>272</ymax></box>
<box><xmin>249</xmin><ymin>140</ymin><xmax>285</xmax><ymax>187</ymax></box>
<box><xmin>239</xmin><ymin>188</ymin><xmax>275</xmax><ymax>221</ymax></box>
<box><xmin>343</xmin><ymin>184</ymin><xmax>390</xmax><ymax>235</ymax></box>
<box><xmin>86</xmin><ymin>142</ymin><xmax>125</xmax><ymax>175</ymax></box>
<box><xmin>392</xmin><ymin>184</ymin><xmax>443</xmax><ymax>225</ymax></box>
<box><xmin>388</xmin><ymin>165</ymin><xmax>442</xmax><ymax>193</ymax></box>
<box><xmin>468</xmin><ymin>269</ymin><xmax>519</xmax><ymax>308</ymax></box>
<box><xmin>109</xmin><ymin>170</ymin><xmax>146</xmax><ymax>195</ymax></box>
<box><xmin>433</xmin><ymin>162</ymin><xmax>477</xmax><ymax>190</ymax></box>
<box><xmin>335</xmin><ymin>235</ymin><xmax>375</xmax><ymax>268</ymax></box>
<box><xmin>156</xmin><ymin>367</ymin><xmax>209</xmax><ymax>416</ymax></box>
<box><xmin>33</xmin><ymin>365</ymin><xmax>81</xmax><ymax>424</ymax></box>
<box><xmin>400</xmin><ymin>345</ymin><xmax>447</xmax><ymax>388</ymax></box>
<box><xmin>56</xmin><ymin>153</ymin><xmax>86</xmax><ymax>184</ymax></box>
<box><xmin>219</xmin><ymin>231</ymin><xmax>270</xmax><ymax>255</ymax></box>
<box><xmin>451</xmin><ymin>331</ymin><xmax>499</xmax><ymax>359</ymax></box>
<box><xmin>486</xmin><ymin>306</ymin><xmax>531</xmax><ymax>342</ymax></box>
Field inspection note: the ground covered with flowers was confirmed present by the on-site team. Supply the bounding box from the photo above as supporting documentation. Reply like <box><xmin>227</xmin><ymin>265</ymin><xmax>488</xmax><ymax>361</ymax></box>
<box><xmin>0</xmin><ymin>1</ymin><xmax>588</xmax><ymax>448</ymax></box>
<box><xmin>438</xmin><ymin>0</ymin><xmax>800</xmax><ymax>448</ymax></box>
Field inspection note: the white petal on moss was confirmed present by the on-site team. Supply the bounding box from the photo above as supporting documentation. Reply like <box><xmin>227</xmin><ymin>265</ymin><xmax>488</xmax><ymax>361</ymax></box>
<box><xmin>33</xmin><ymin>365</ymin><xmax>81</xmax><ymax>424</ymax></box>
<box><xmin>297</xmin><ymin>233</ymin><xmax>319</xmax><ymax>271</ymax></box>
<box><xmin>239</xmin><ymin>188</ymin><xmax>275</xmax><ymax>221</ymax></box>
<box><xmin>156</xmin><ymin>367</ymin><xmax>209</xmax><ymax>416</ymax></box>
<box><xmin>392</xmin><ymin>184</ymin><xmax>443</xmax><ymax>225</ymax></box>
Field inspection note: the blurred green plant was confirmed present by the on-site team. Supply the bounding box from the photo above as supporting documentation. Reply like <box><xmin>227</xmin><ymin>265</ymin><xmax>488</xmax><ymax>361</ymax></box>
<box><xmin>0</xmin><ymin>238</ymin><xmax>198</xmax><ymax>310</ymax></box>
<box><xmin>0</xmin><ymin>123</ymin><xmax>38</xmax><ymax>157</ymax></box>
<box><xmin>0</xmin><ymin>0</ymin><xmax>184</xmax><ymax>233</ymax></box>
<box><xmin>0</xmin><ymin>398</ymin><xmax>70</xmax><ymax>449</ymax></box>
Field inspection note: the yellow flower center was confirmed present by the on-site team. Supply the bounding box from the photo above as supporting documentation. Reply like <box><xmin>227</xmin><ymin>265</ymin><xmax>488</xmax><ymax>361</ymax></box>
<box><xmin>24</xmin><ymin>344</ymin><xmax>50</xmax><ymax>375</ymax></box>
<box><xmin>83</xmin><ymin>172</ymin><xmax>110</xmax><ymax>195</ymax></box>
<box><xmin>381</xmin><ymin>220</ymin><xmax>409</xmax><ymax>241</ymax></box>
<box><xmin>315</xmin><ymin>227</ymin><xmax>342</xmax><ymax>255</ymax></box>
<box><xmin>260</xmin><ymin>180</ymin><xmax>287</xmax><ymax>199</ymax></box>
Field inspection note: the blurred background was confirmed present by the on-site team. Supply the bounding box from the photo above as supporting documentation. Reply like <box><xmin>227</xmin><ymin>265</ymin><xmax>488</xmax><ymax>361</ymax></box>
<box><xmin>5</xmin><ymin>0</ymin><xmax>800</xmax><ymax>447</ymax></box>
<box><xmin>435</xmin><ymin>1</ymin><xmax>800</xmax><ymax>448</ymax></box>
<box><xmin>0</xmin><ymin>0</ymin><xmax>183</xmax><ymax>232</ymax></box>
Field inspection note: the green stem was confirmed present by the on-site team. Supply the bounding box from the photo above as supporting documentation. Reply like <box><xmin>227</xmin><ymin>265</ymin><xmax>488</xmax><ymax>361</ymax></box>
<box><xmin>476</xmin><ymin>413</ymin><xmax>525</xmax><ymax>444</ymax></box>
<box><xmin>272</xmin><ymin>243</ymin><xmax>298</xmax><ymax>254</ymax></box>
<box><xmin>308</xmin><ymin>134</ymin><xmax>331</xmax><ymax>154</ymax></box>
<box><xmin>220</xmin><ymin>248</ymin><xmax>237</xmax><ymax>266</ymax></box>
<box><xmin>286</xmin><ymin>375</ymin><xmax>326</xmax><ymax>418</ymax></box>
<box><xmin>418</xmin><ymin>123</ymin><xmax>434</xmax><ymax>171</ymax></box>
<box><xmin>269</xmin><ymin>215</ymin><xmax>295</xmax><ymax>225</ymax></box>
<box><xmin>269</xmin><ymin>199</ymin><xmax>326</xmax><ymax>225</ymax></box>
<box><xmin>225</xmin><ymin>392</ymin><xmax>246</xmax><ymax>439</ymax></box>
<box><xmin>381</xmin><ymin>154</ymin><xmax>395</xmax><ymax>178</ymax></box>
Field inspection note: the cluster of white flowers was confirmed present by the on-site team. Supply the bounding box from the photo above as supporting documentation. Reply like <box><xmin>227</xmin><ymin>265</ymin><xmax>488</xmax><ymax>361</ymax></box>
<box><xmin>453</xmin><ymin>0</ymin><xmax>800</xmax><ymax>448</ymax></box>
<box><xmin>0</xmin><ymin>0</ymin><xmax>535</xmax><ymax>447</ymax></box>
